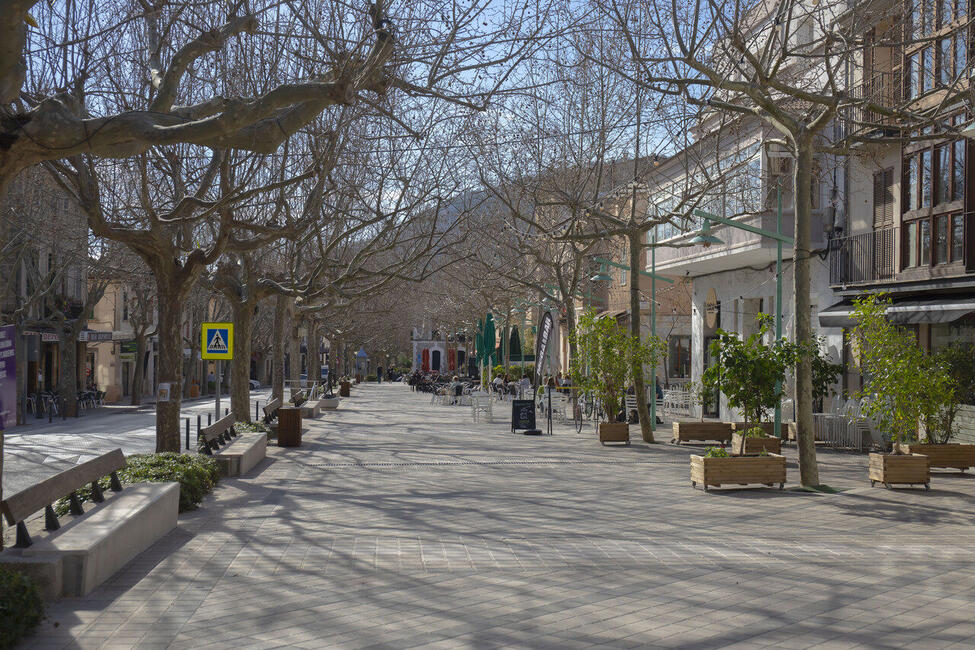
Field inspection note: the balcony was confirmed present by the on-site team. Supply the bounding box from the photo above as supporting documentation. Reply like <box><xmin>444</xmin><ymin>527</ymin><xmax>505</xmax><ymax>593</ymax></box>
<box><xmin>829</xmin><ymin>226</ymin><xmax>896</xmax><ymax>286</ymax></box>
<box><xmin>845</xmin><ymin>72</ymin><xmax>902</xmax><ymax>136</ymax></box>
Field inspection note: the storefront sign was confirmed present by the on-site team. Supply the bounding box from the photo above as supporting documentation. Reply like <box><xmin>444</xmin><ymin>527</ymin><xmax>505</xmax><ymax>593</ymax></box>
<box><xmin>0</xmin><ymin>325</ymin><xmax>16</xmax><ymax>429</ymax></box>
<box><xmin>119</xmin><ymin>341</ymin><xmax>137</xmax><ymax>362</ymax></box>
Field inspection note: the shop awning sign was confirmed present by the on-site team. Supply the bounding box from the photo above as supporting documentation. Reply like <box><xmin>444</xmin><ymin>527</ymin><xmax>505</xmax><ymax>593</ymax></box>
<box><xmin>201</xmin><ymin>322</ymin><xmax>234</xmax><ymax>360</ymax></box>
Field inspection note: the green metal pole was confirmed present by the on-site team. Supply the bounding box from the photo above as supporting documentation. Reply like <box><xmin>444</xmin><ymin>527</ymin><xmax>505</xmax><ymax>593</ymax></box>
<box><xmin>774</xmin><ymin>183</ymin><xmax>783</xmax><ymax>439</ymax></box>
<box><xmin>651</xmin><ymin>229</ymin><xmax>657</xmax><ymax>431</ymax></box>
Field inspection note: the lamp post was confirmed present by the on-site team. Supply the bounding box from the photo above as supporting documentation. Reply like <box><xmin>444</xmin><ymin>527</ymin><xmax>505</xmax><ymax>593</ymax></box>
<box><xmin>690</xmin><ymin>185</ymin><xmax>793</xmax><ymax>438</ymax></box>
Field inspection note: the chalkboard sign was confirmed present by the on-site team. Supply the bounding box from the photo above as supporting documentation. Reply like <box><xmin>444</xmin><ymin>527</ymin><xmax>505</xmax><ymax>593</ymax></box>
<box><xmin>511</xmin><ymin>399</ymin><xmax>536</xmax><ymax>432</ymax></box>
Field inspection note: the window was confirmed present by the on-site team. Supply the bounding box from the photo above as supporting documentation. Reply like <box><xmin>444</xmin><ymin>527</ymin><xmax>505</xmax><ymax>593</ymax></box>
<box><xmin>952</xmin><ymin>214</ymin><xmax>965</xmax><ymax>261</ymax></box>
<box><xmin>620</xmin><ymin>267</ymin><xmax>627</xmax><ymax>286</ymax></box>
<box><xmin>905</xmin><ymin>222</ymin><xmax>919</xmax><ymax>267</ymax></box>
<box><xmin>904</xmin><ymin>139</ymin><xmax>965</xmax><ymax>213</ymax></box>
<box><xmin>939</xmin><ymin>38</ymin><xmax>953</xmax><ymax>84</ymax></box>
<box><xmin>668</xmin><ymin>335</ymin><xmax>691</xmax><ymax>379</ymax></box>
<box><xmin>920</xmin><ymin>219</ymin><xmax>931</xmax><ymax>265</ymax></box>
<box><xmin>935</xmin><ymin>214</ymin><xmax>949</xmax><ymax>264</ymax></box>
<box><xmin>952</xmin><ymin>139</ymin><xmax>965</xmax><ymax>201</ymax></box>
<box><xmin>936</xmin><ymin>144</ymin><xmax>951</xmax><ymax>203</ymax></box>
<box><xmin>122</xmin><ymin>291</ymin><xmax>129</xmax><ymax>322</ymax></box>
<box><xmin>923</xmin><ymin>47</ymin><xmax>935</xmax><ymax>92</ymax></box>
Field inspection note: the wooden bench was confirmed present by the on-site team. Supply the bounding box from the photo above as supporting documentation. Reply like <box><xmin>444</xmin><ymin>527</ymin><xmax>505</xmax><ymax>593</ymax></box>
<box><xmin>199</xmin><ymin>413</ymin><xmax>266</xmax><ymax>477</ymax></box>
<box><xmin>671</xmin><ymin>421</ymin><xmax>733</xmax><ymax>445</ymax></box>
<box><xmin>263</xmin><ymin>397</ymin><xmax>282</xmax><ymax>424</ymax></box>
<box><xmin>290</xmin><ymin>388</ymin><xmax>308</xmax><ymax>408</ymax></box>
<box><xmin>0</xmin><ymin>449</ymin><xmax>178</xmax><ymax>597</ymax></box>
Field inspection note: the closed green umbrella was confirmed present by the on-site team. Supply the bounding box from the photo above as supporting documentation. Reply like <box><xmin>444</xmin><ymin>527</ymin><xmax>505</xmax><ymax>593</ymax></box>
<box><xmin>484</xmin><ymin>313</ymin><xmax>496</xmax><ymax>366</ymax></box>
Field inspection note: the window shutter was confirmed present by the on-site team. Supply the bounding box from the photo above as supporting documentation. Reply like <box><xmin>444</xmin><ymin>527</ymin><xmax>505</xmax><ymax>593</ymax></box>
<box><xmin>873</xmin><ymin>168</ymin><xmax>894</xmax><ymax>228</ymax></box>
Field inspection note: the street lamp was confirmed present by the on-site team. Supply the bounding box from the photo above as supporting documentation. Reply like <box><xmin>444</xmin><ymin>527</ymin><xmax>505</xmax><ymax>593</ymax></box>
<box><xmin>691</xmin><ymin>183</ymin><xmax>793</xmax><ymax>439</ymax></box>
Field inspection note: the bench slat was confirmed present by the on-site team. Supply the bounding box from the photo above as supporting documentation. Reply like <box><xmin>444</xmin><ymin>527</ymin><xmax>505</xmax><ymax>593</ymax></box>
<box><xmin>1</xmin><ymin>449</ymin><xmax>126</xmax><ymax>525</ymax></box>
<box><xmin>200</xmin><ymin>413</ymin><xmax>236</xmax><ymax>443</ymax></box>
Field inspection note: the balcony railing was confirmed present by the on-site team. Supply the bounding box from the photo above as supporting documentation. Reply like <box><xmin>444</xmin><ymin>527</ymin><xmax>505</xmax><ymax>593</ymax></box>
<box><xmin>829</xmin><ymin>226</ymin><xmax>897</xmax><ymax>286</ymax></box>
<box><xmin>845</xmin><ymin>71</ymin><xmax>902</xmax><ymax>134</ymax></box>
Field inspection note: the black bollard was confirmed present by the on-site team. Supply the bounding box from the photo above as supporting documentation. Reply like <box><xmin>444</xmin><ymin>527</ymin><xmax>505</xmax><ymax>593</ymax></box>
<box><xmin>255</xmin><ymin>401</ymin><xmax>260</xmax><ymax>421</ymax></box>
<box><xmin>208</xmin><ymin>413</ymin><xmax>212</xmax><ymax>426</ymax></box>
<box><xmin>197</xmin><ymin>414</ymin><xmax>201</xmax><ymax>437</ymax></box>
<box><xmin>185</xmin><ymin>418</ymin><xmax>190</xmax><ymax>450</ymax></box>
<box><xmin>225</xmin><ymin>407</ymin><xmax>229</xmax><ymax>416</ymax></box>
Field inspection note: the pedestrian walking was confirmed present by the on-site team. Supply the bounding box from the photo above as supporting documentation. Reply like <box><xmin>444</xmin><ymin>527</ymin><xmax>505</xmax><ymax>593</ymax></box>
<box><xmin>377</xmin><ymin>366</ymin><xmax>383</xmax><ymax>383</ymax></box>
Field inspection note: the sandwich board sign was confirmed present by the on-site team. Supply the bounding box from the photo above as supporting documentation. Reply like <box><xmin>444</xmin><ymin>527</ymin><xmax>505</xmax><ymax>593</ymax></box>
<box><xmin>201</xmin><ymin>322</ymin><xmax>234</xmax><ymax>360</ymax></box>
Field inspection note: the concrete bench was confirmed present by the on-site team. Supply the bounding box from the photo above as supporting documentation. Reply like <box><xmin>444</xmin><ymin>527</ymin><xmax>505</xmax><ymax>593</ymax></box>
<box><xmin>300</xmin><ymin>386</ymin><xmax>322</xmax><ymax>417</ymax></box>
<box><xmin>199</xmin><ymin>413</ymin><xmax>266</xmax><ymax>477</ymax></box>
<box><xmin>0</xmin><ymin>449</ymin><xmax>178</xmax><ymax>597</ymax></box>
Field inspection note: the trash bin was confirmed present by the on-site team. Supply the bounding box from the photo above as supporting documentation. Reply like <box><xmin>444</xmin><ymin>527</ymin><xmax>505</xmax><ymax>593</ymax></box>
<box><xmin>339</xmin><ymin>381</ymin><xmax>351</xmax><ymax>397</ymax></box>
<box><xmin>277</xmin><ymin>407</ymin><xmax>302</xmax><ymax>447</ymax></box>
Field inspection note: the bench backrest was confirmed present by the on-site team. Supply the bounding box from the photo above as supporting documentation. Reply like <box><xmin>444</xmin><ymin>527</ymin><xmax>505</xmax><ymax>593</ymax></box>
<box><xmin>199</xmin><ymin>413</ymin><xmax>238</xmax><ymax>453</ymax></box>
<box><xmin>290</xmin><ymin>389</ymin><xmax>308</xmax><ymax>407</ymax></box>
<box><xmin>263</xmin><ymin>397</ymin><xmax>282</xmax><ymax>422</ymax></box>
<box><xmin>1</xmin><ymin>448</ymin><xmax>126</xmax><ymax>547</ymax></box>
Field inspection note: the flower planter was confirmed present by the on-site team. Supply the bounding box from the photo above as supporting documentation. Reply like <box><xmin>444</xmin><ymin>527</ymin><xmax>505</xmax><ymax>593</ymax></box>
<box><xmin>598</xmin><ymin>422</ymin><xmax>630</xmax><ymax>445</ymax></box>
<box><xmin>690</xmin><ymin>453</ymin><xmax>786</xmax><ymax>491</ymax></box>
<box><xmin>731</xmin><ymin>432</ymin><xmax>781</xmax><ymax>456</ymax></box>
<box><xmin>671</xmin><ymin>421</ymin><xmax>733</xmax><ymax>445</ymax></box>
<box><xmin>894</xmin><ymin>443</ymin><xmax>975</xmax><ymax>472</ymax></box>
<box><xmin>320</xmin><ymin>397</ymin><xmax>340</xmax><ymax>410</ymax></box>
<box><xmin>869</xmin><ymin>452</ymin><xmax>929</xmax><ymax>489</ymax></box>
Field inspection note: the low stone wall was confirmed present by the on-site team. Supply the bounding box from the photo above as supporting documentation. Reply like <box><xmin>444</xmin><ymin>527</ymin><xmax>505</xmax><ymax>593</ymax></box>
<box><xmin>952</xmin><ymin>405</ymin><xmax>975</xmax><ymax>444</ymax></box>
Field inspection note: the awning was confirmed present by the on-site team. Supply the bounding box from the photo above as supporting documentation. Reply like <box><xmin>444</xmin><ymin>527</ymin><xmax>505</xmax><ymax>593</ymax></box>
<box><xmin>819</xmin><ymin>296</ymin><xmax>975</xmax><ymax>328</ymax></box>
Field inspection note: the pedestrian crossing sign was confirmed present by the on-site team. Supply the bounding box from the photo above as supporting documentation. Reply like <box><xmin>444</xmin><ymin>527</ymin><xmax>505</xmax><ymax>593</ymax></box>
<box><xmin>201</xmin><ymin>322</ymin><xmax>234</xmax><ymax>360</ymax></box>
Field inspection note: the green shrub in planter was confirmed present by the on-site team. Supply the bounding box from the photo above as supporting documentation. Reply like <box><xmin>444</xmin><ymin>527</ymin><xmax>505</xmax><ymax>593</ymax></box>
<box><xmin>55</xmin><ymin>453</ymin><xmax>220</xmax><ymax>515</ymax></box>
<box><xmin>235</xmin><ymin>420</ymin><xmax>270</xmax><ymax>434</ymax></box>
<box><xmin>0</xmin><ymin>566</ymin><xmax>44</xmax><ymax>648</ymax></box>
<box><xmin>705</xmin><ymin>447</ymin><xmax>729</xmax><ymax>458</ymax></box>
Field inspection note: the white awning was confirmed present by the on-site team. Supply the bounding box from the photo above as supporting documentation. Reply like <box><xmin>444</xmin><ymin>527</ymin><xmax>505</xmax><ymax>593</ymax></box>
<box><xmin>819</xmin><ymin>297</ymin><xmax>975</xmax><ymax>328</ymax></box>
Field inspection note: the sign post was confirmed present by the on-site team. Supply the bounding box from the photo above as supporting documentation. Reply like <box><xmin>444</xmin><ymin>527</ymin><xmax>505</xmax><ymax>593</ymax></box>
<box><xmin>201</xmin><ymin>322</ymin><xmax>234</xmax><ymax>421</ymax></box>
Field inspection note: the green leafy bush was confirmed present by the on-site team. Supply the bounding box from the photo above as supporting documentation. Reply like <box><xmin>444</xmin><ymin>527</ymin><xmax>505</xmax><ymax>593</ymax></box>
<box><xmin>0</xmin><ymin>566</ymin><xmax>44</xmax><ymax>648</ymax></box>
<box><xmin>705</xmin><ymin>447</ymin><xmax>729</xmax><ymax>458</ymax></box>
<box><xmin>235</xmin><ymin>420</ymin><xmax>269</xmax><ymax>434</ymax></box>
<box><xmin>741</xmin><ymin>426</ymin><xmax>767</xmax><ymax>438</ymax></box>
<box><xmin>56</xmin><ymin>453</ymin><xmax>220</xmax><ymax>515</ymax></box>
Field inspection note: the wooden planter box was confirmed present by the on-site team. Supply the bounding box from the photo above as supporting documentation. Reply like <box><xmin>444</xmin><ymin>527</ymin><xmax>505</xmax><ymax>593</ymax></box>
<box><xmin>894</xmin><ymin>443</ymin><xmax>975</xmax><ymax>471</ymax></box>
<box><xmin>339</xmin><ymin>381</ymin><xmax>351</xmax><ymax>397</ymax></box>
<box><xmin>598</xmin><ymin>422</ymin><xmax>630</xmax><ymax>445</ymax></box>
<box><xmin>277</xmin><ymin>407</ymin><xmax>303</xmax><ymax>447</ymax></box>
<box><xmin>690</xmin><ymin>453</ymin><xmax>786</xmax><ymax>491</ymax></box>
<box><xmin>731</xmin><ymin>422</ymin><xmax>775</xmax><ymax>436</ymax></box>
<box><xmin>731</xmin><ymin>433</ymin><xmax>781</xmax><ymax>455</ymax></box>
<box><xmin>869</xmin><ymin>452</ymin><xmax>929</xmax><ymax>489</ymax></box>
<box><xmin>671</xmin><ymin>421</ymin><xmax>733</xmax><ymax>445</ymax></box>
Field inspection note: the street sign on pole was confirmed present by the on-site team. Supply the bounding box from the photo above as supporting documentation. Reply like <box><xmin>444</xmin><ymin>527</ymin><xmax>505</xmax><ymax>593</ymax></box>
<box><xmin>201</xmin><ymin>323</ymin><xmax>234</xmax><ymax>360</ymax></box>
<box><xmin>202</xmin><ymin>323</ymin><xmax>233</xmax><ymax>421</ymax></box>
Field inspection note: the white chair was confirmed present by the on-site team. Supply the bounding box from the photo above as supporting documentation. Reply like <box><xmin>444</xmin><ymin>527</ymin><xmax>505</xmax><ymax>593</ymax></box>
<box><xmin>472</xmin><ymin>395</ymin><xmax>493</xmax><ymax>423</ymax></box>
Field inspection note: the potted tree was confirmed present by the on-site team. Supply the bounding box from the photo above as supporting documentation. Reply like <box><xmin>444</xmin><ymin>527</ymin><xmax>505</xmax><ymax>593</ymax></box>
<box><xmin>898</xmin><ymin>343</ymin><xmax>975</xmax><ymax>471</ymax></box>
<box><xmin>701</xmin><ymin>314</ymin><xmax>793</xmax><ymax>456</ymax></box>
<box><xmin>850</xmin><ymin>295</ymin><xmax>940</xmax><ymax>489</ymax></box>
<box><xmin>569</xmin><ymin>309</ymin><xmax>664</xmax><ymax>445</ymax></box>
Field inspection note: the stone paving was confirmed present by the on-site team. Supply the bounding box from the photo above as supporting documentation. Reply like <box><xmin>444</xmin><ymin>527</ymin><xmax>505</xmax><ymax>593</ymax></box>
<box><xmin>15</xmin><ymin>383</ymin><xmax>975</xmax><ymax>648</ymax></box>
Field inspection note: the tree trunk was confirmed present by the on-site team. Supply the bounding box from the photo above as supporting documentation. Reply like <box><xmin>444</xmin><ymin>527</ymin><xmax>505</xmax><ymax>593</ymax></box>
<box><xmin>154</xmin><ymin>274</ymin><xmax>185</xmax><ymax>452</ymax></box>
<box><xmin>793</xmin><ymin>140</ymin><xmax>820</xmax><ymax>486</ymax></box>
<box><xmin>230</xmin><ymin>299</ymin><xmax>255</xmax><ymax>422</ymax></box>
<box><xmin>58</xmin><ymin>324</ymin><xmax>79</xmax><ymax>418</ymax></box>
<box><xmin>131</xmin><ymin>333</ymin><xmax>146</xmax><ymax>406</ymax></box>
<box><xmin>272</xmin><ymin>294</ymin><xmax>286</xmax><ymax>401</ymax></box>
<box><xmin>630</xmin><ymin>231</ymin><xmax>653</xmax><ymax>442</ymax></box>
<box><xmin>288</xmin><ymin>307</ymin><xmax>301</xmax><ymax>384</ymax></box>
<box><xmin>306</xmin><ymin>321</ymin><xmax>320</xmax><ymax>386</ymax></box>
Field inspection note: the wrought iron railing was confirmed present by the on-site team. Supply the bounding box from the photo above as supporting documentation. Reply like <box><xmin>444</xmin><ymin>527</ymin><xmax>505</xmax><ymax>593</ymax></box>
<box><xmin>844</xmin><ymin>71</ymin><xmax>902</xmax><ymax>134</ymax></box>
<box><xmin>829</xmin><ymin>225</ymin><xmax>897</xmax><ymax>285</ymax></box>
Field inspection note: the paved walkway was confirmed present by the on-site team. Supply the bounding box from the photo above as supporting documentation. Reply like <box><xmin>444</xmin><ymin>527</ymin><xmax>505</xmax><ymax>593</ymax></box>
<box><xmin>3</xmin><ymin>390</ymin><xmax>272</xmax><ymax>496</ymax></box>
<box><xmin>17</xmin><ymin>384</ymin><xmax>975</xmax><ymax>648</ymax></box>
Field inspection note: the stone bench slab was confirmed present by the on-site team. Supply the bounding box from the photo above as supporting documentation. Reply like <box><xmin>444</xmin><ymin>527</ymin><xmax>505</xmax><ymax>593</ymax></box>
<box><xmin>22</xmin><ymin>482</ymin><xmax>179</xmax><ymax>597</ymax></box>
<box><xmin>213</xmin><ymin>432</ymin><xmax>267</xmax><ymax>477</ymax></box>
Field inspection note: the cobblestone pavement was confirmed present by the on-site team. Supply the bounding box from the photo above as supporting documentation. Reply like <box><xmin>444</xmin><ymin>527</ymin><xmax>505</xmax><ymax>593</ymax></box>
<box><xmin>19</xmin><ymin>384</ymin><xmax>975</xmax><ymax>649</ymax></box>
